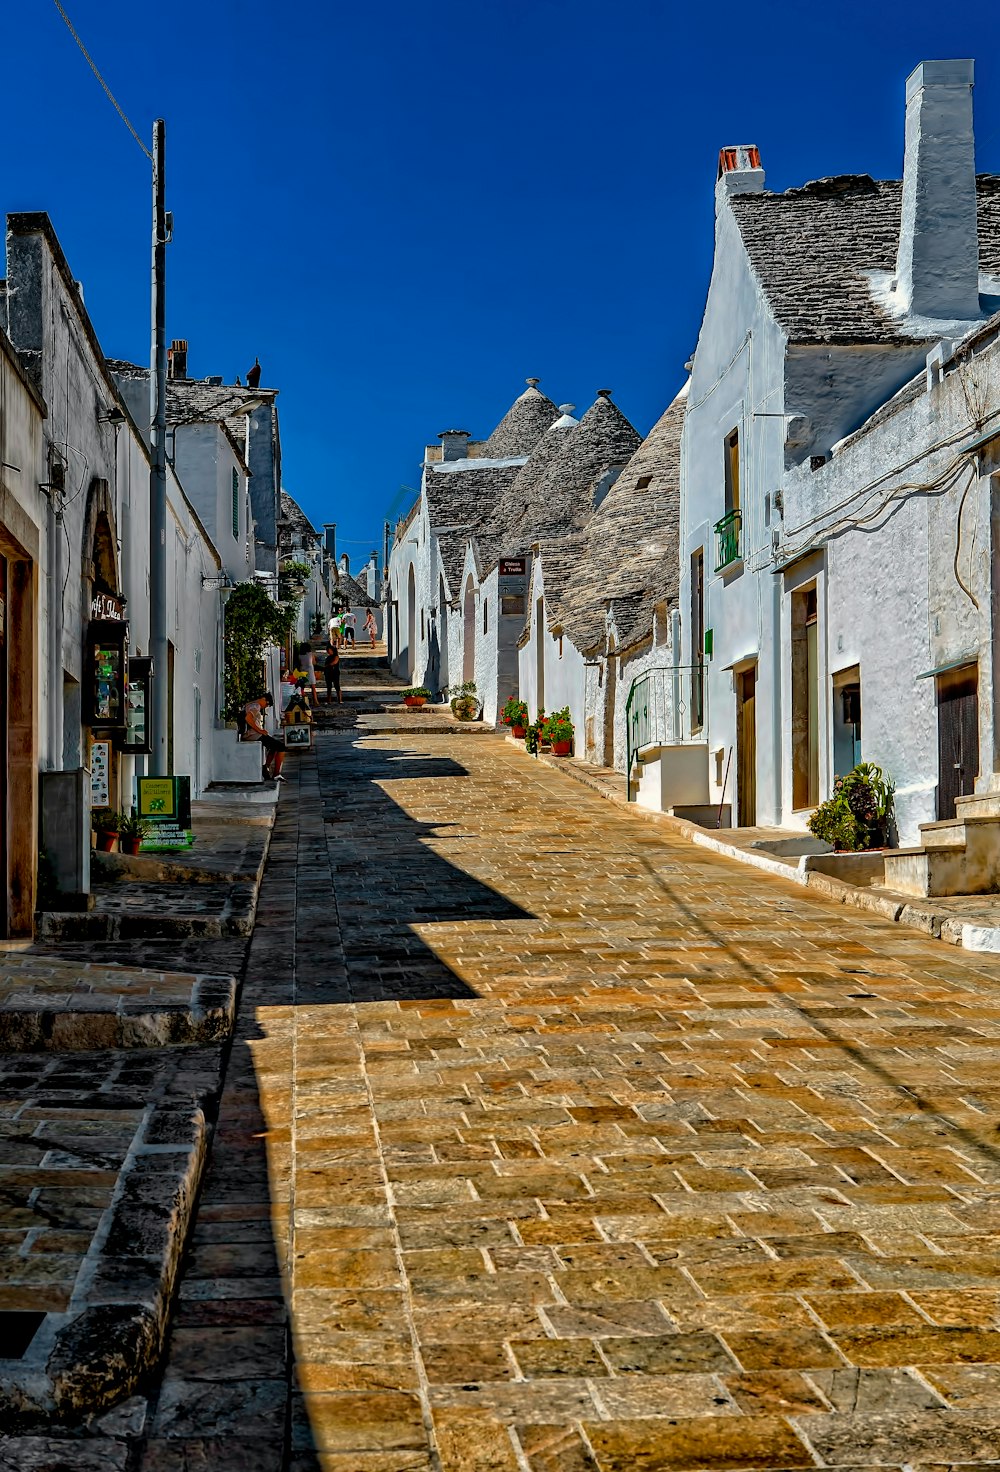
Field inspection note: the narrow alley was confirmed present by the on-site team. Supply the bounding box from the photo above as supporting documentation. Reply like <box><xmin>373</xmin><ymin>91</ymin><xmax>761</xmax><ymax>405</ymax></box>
<box><xmin>139</xmin><ymin>702</ymin><xmax>1000</xmax><ymax>1471</ymax></box>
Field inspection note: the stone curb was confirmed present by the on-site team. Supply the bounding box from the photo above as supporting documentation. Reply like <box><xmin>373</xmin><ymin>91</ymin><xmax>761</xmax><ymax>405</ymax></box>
<box><xmin>0</xmin><ymin>973</ymin><xmax>238</xmax><ymax>1052</ymax></box>
<box><xmin>507</xmin><ymin>738</ymin><xmax>1000</xmax><ymax>954</ymax></box>
<box><xmin>0</xmin><ymin>1101</ymin><xmax>207</xmax><ymax>1428</ymax></box>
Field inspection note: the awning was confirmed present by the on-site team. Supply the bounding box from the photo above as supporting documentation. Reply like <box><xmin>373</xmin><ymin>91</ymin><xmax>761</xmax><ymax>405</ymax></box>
<box><xmin>915</xmin><ymin>655</ymin><xmax>978</xmax><ymax>680</ymax></box>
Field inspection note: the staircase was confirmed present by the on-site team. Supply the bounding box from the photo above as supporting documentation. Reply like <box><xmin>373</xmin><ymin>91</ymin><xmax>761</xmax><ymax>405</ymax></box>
<box><xmin>883</xmin><ymin>789</ymin><xmax>1000</xmax><ymax>897</ymax></box>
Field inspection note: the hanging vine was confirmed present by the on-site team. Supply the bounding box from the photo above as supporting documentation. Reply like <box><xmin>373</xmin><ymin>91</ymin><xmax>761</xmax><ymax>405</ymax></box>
<box><xmin>222</xmin><ymin>581</ymin><xmax>296</xmax><ymax>718</ymax></box>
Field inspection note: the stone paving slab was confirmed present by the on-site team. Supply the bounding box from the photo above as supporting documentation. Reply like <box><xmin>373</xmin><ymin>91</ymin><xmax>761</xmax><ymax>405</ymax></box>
<box><xmin>0</xmin><ymin>1054</ymin><xmax>214</xmax><ymax>1429</ymax></box>
<box><xmin>512</xmin><ymin>736</ymin><xmax>1000</xmax><ymax>956</ymax></box>
<box><xmin>21</xmin><ymin>721</ymin><xmax>1000</xmax><ymax>1466</ymax></box>
<box><xmin>0</xmin><ymin>956</ymin><xmax>236</xmax><ymax>1050</ymax></box>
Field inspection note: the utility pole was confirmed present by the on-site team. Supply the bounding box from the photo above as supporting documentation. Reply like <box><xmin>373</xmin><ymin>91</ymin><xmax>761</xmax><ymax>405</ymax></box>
<box><xmin>149</xmin><ymin>119</ymin><xmax>169</xmax><ymax>774</ymax></box>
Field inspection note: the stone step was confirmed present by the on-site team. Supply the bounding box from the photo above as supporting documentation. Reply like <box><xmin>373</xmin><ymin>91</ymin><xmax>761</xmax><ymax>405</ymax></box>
<box><xmin>956</xmin><ymin>790</ymin><xmax>1000</xmax><ymax>820</ymax></box>
<box><xmin>916</xmin><ymin>817</ymin><xmax>968</xmax><ymax>851</ymax></box>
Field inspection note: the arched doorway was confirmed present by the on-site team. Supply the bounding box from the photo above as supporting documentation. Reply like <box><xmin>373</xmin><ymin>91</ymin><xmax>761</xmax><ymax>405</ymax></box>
<box><xmin>603</xmin><ymin>639</ymin><xmax>617</xmax><ymax>768</ymax></box>
<box><xmin>406</xmin><ymin>565</ymin><xmax>416</xmax><ymax>680</ymax></box>
<box><xmin>463</xmin><ymin>576</ymin><xmax>476</xmax><ymax>683</ymax></box>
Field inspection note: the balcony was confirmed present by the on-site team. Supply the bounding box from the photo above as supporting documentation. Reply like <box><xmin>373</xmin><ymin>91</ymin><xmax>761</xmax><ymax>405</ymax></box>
<box><xmin>714</xmin><ymin>508</ymin><xmax>742</xmax><ymax>572</ymax></box>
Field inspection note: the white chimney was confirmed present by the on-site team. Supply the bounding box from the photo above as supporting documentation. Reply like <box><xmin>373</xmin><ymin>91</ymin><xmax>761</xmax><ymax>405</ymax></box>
<box><xmin>716</xmin><ymin>145</ymin><xmax>765</xmax><ymax>208</ymax></box>
<box><xmin>896</xmin><ymin>60</ymin><xmax>980</xmax><ymax>321</ymax></box>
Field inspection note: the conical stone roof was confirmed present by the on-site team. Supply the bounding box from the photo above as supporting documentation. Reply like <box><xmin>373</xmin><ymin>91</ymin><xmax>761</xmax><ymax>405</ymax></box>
<box><xmin>482</xmin><ymin>381</ymin><xmax>559</xmax><ymax>458</ymax></box>
<box><xmin>551</xmin><ymin>386</ymin><xmax>687</xmax><ymax>653</ymax></box>
<box><xmin>517</xmin><ymin>392</ymin><xmax>641</xmax><ymax>546</ymax></box>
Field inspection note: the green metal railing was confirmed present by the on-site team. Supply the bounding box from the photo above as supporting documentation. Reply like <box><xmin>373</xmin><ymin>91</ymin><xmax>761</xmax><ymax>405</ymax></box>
<box><xmin>625</xmin><ymin>664</ymin><xmax>706</xmax><ymax>802</ymax></box>
<box><xmin>714</xmin><ymin>508</ymin><xmax>742</xmax><ymax>571</ymax></box>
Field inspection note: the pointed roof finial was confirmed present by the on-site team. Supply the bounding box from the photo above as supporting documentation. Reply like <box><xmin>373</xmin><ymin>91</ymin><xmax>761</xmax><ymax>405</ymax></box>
<box><xmin>525</xmin><ymin>377</ymin><xmax>541</xmax><ymax>388</ymax></box>
<box><xmin>597</xmin><ymin>388</ymin><xmax>612</xmax><ymax>399</ymax></box>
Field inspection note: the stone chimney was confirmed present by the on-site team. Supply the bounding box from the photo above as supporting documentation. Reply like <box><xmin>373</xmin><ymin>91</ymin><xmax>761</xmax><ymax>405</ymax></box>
<box><xmin>168</xmin><ymin>338</ymin><xmax>188</xmax><ymax>379</ymax></box>
<box><xmin>323</xmin><ymin>522</ymin><xmax>337</xmax><ymax>559</ymax></box>
<box><xmin>438</xmin><ymin>429</ymin><xmax>470</xmax><ymax>462</ymax></box>
<box><xmin>716</xmin><ymin>145</ymin><xmax>764</xmax><ymax>206</ymax></box>
<box><xmin>896</xmin><ymin>60</ymin><xmax>979</xmax><ymax>320</ymax></box>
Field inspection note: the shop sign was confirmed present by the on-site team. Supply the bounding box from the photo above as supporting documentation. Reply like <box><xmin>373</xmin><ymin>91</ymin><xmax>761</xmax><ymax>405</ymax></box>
<box><xmin>499</xmin><ymin>558</ymin><xmax>526</xmax><ymax>576</ymax></box>
<box><xmin>91</xmin><ymin>590</ymin><xmax>125</xmax><ymax>620</ymax></box>
<box><xmin>137</xmin><ymin>775</ymin><xmax>194</xmax><ymax>850</ymax></box>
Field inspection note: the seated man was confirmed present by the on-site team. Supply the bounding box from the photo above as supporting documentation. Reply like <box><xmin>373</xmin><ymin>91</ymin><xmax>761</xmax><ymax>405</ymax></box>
<box><xmin>243</xmin><ymin>692</ymin><xmax>285</xmax><ymax>782</ymax></box>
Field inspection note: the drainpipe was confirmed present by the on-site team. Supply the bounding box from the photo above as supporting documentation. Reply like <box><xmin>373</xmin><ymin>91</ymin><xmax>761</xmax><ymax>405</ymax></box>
<box><xmin>149</xmin><ymin>119</ymin><xmax>170</xmax><ymax>775</ymax></box>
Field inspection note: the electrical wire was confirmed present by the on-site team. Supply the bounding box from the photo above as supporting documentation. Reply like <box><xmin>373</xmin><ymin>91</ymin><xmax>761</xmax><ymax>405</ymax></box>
<box><xmin>50</xmin><ymin>0</ymin><xmax>151</xmax><ymax>161</ymax></box>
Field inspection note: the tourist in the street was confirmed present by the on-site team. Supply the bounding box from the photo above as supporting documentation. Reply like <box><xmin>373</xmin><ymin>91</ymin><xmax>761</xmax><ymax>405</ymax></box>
<box><xmin>328</xmin><ymin>611</ymin><xmax>342</xmax><ymax>647</ymax></box>
<box><xmin>365</xmin><ymin>609</ymin><xmax>377</xmax><ymax>648</ymax></box>
<box><xmin>344</xmin><ymin>611</ymin><xmax>356</xmax><ymax>646</ymax></box>
<box><xmin>296</xmin><ymin>641</ymin><xmax>318</xmax><ymax>705</ymax></box>
<box><xmin>324</xmin><ymin>644</ymin><xmax>342</xmax><ymax>704</ymax></box>
<box><xmin>243</xmin><ymin>692</ymin><xmax>285</xmax><ymax>781</ymax></box>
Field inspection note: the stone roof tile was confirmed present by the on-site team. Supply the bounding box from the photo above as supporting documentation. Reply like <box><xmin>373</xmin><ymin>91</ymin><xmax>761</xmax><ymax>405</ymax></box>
<box><xmin>730</xmin><ymin>174</ymin><xmax>1000</xmax><ymax>345</ymax></box>
<box><xmin>546</xmin><ymin>388</ymin><xmax>686</xmax><ymax>654</ymax></box>
<box><xmin>482</xmin><ymin>382</ymin><xmax>559</xmax><ymax>457</ymax></box>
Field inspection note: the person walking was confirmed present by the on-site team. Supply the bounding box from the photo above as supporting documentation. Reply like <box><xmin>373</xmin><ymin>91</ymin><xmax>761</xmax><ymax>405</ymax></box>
<box><xmin>323</xmin><ymin>644</ymin><xmax>342</xmax><ymax>705</ymax></box>
<box><xmin>243</xmin><ymin>693</ymin><xmax>285</xmax><ymax>781</ymax></box>
<box><xmin>328</xmin><ymin>611</ymin><xmax>342</xmax><ymax>648</ymax></box>
<box><xmin>296</xmin><ymin>641</ymin><xmax>318</xmax><ymax>705</ymax></box>
<box><xmin>344</xmin><ymin>612</ymin><xmax>356</xmax><ymax>647</ymax></box>
<box><xmin>365</xmin><ymin>609</ymin><xmax>377</xmax><ymax>648</ymax></box>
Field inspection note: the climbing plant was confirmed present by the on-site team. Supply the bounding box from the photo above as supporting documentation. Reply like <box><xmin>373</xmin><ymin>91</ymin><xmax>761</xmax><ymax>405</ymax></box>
<box><xmin>223</xmin><ymin>581</ymin><xmax>296</xmax><ymax>719</ymax></box>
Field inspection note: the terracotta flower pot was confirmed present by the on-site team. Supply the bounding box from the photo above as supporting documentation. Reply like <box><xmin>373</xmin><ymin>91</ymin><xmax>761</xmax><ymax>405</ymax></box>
<box><xmin>551</xmin><ymin>739</ymin><xmax>572</xmax><ymax>756</ymax></box>
<box><xmin>96</xmin><ymin>832</ymin><xmax>118</xmax><ymax>852</ymax></box>
<box><xmin>511</xmin><ymin>725</ymin><xmax>527</xmax><ymax>739</ymax></box>
<box><xmin>122</xmin><ymin>838</ymin><xmax>142</xmax><ymax>857</ymax></box>
<box><xmin>403</xmin><ymin>696</ymin><xmax>426</xmax><ymax>708</ymax></box>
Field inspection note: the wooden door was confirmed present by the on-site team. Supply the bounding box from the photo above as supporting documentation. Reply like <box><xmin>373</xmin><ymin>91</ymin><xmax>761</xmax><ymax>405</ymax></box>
<box><xmin>937</xmin><ymin>667</ymin><xmax>979</xmax><ymax>819</ymax></box>
<box><xmin>737</xmin><ymin>666</ymin><xmax>757</xmax><ymax>827</ymax></box>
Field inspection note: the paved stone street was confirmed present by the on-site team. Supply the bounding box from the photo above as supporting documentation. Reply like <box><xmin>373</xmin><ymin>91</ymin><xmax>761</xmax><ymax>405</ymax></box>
<box><xmin>135</xmin><ymin>722</ymin><xmax>1000</xmax><ymax>1471</ymax></box>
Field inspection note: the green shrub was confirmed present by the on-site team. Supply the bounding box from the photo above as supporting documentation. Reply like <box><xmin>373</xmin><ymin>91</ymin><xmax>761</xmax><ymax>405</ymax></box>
<box><xmin>808</xmin><ymin>762</ymin><xmax>895</xmax><ymax>851</ymax></box>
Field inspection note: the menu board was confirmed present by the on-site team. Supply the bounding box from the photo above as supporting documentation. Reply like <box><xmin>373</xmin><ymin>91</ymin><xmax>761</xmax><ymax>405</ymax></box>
<box><xmin>90</xmin><ymin>740</ymin><xmax>110</xmax><ymax>807</ymax></box>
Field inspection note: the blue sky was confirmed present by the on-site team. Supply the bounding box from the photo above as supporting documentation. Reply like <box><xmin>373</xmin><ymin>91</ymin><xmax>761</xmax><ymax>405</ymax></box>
<box><xmin>3</xmin><ymin>0</ymin><xmax>998</xmax><ymax>560</ymax></box>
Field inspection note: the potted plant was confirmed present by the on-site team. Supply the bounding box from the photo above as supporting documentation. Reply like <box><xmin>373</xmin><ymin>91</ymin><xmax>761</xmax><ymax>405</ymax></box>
<box><xmin>545</xmin><ymin>707</ymin><xmax>575</xmax><ymax>757</ymax></box>
<box><xmin>501</xmin><ymin>696</ymin><xmax>529</xmax><ymax>738</ymax></box>
<box><xmin>808</xmin><ymin>762</ymin><xmax>895</xmax><ymax>851</ymax></box>
<box><xmin>402</xmin><ymin>686</ymin><xmax>431</xmax><ymax>708</ymax></box>
<box><xmin>118</xmin><ymin>809</ymin><xmax>151</xmax><ymax>857</ymax></box>
<box><xmin>92</xmin><ymin>807</ymin><xmax>121</xmax><ymax>852</ymax></box>
<box><xmin>449</xmin><ymin>680</ymin><xmax>480</xmax><ymax>722</ymax></box>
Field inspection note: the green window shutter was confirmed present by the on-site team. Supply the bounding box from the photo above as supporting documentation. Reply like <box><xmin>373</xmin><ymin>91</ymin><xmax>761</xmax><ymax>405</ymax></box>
<box><xmin>232</xmin><ymin>468</ymin><xmax>240</xmax><ymax>540</ymax></box>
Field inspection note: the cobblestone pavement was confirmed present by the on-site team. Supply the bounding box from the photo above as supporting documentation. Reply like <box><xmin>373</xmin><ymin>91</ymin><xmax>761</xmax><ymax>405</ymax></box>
<box><xmin>138</xmin><ymin>728</ymin><xmax>1000</xmax><ymax>1471</ymax></box>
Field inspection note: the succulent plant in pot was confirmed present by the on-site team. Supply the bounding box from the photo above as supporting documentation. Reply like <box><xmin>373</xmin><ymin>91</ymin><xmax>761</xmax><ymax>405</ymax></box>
<box><xmin>92</xmin><ymin>807</ymin><xmax>121</xmax><ymax>852</ymax></box>
<box><xmin>117</xmin><ymin>809</ymin><xmax>152</xmax><ymax>857</ymax></box>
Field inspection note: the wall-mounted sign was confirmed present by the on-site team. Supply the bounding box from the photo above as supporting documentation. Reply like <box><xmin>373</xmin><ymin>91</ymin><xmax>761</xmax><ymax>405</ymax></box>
<box><xmin>121</xmin><ymin>656</ymin><xmax>152</xmax><ymax>754</ymax></box>
<box><xmin>91</xmin><ymin>590</ymin><xmax>125</xmax><ymax>621</ymax></box>
<box><xmin>90</xmin><ymin>740</ymin><xmax>111</xmax><ymax>807</ymax></box>
<box><xmin>86</xmin><ymin>619</ymin><xmax>128</xmax><ymax>728</ymax></box>
<box><xmin>498</xmin><ymin>558</ymin><xmax>526</xmax><ymax>576</ymax></box>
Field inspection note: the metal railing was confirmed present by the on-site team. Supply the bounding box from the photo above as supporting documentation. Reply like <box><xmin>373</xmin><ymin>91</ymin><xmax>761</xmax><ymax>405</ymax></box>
<box><xmin>625</xmin><ymin>664</ymin><xmax>706</xmax><ymax>801</ymax></box>
<box><xmin>714</xmin><ymin>507</ymin><xmax>742</xmax><ymax>571</ymax></box>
